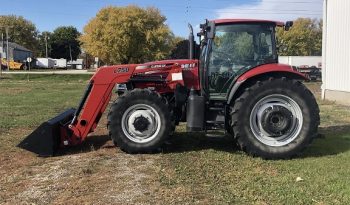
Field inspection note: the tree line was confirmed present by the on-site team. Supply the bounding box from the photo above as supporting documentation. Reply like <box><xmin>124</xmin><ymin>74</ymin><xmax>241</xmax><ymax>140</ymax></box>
<box><xmin>0</xmin><ymin>6</ymin><xmax>322</xmax><ymax>64</ymax></box>
<box><xmin>0</xmin><ymin>15</ymin><xmax>81</xmax><ymax>60</ymax></box>
<box><xmin>277</xmin><ymin>18</ymin><xmax>322</xmax><ymax>56</ymax></box>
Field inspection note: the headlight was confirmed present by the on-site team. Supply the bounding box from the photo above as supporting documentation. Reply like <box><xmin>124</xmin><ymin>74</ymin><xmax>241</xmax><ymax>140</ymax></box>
<box><xmin>115</xmin><ymin>84</ymin><xmax>127</xmax><ymax>91</ymax></box>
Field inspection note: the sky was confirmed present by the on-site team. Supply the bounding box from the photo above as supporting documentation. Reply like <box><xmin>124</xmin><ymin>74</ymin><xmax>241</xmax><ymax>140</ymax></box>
<box><xmin>0</xmin><ymin>0</ymin><xmax>323</xmax><ymax>37</ymax></box>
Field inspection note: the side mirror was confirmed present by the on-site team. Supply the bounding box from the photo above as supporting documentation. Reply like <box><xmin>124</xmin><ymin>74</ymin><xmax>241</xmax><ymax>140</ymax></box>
<box><xmin>206</xmin><ymin>21</ymin><xmax>215</xmax><ymax>39</ymax></box>
<box><xmin>285</xmin><ymin>21</ymin><xmax>293</xmax><ymax>31</ymax></box>
<box><xmin>199</xmin><ymin>19</ymin><xmax>215</xmax><ymax>39</ymax></box>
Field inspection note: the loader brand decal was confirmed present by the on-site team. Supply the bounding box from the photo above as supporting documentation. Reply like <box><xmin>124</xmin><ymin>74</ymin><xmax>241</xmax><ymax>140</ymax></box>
<box><xmin>115</xmin><ymin>67</ymin><xmax>129</xmax><ymax>73</ymax></box>
<box><xmin>181</xmin><ymin>63</ymin><xmax>196</xmax><ymax>70</ymax></box>
<box><xmin>150</xmin><ymin>64</ymin><xmax>167</xmax><ymax>69</ymax></box>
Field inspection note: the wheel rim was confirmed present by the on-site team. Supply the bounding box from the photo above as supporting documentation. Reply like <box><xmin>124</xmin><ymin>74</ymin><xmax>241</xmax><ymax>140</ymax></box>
<box><xmin>249</xmin><ymin>94</ymin><xmax>303</xmax><ymax>147</ymax></box>
<box><xmin>121</xmin><ymin>104</ymin><xmax>161</xmax><ymax>143</ymax></box>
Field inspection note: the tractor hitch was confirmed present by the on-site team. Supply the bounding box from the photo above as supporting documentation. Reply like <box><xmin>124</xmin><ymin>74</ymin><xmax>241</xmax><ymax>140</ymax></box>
<box><xmin>17</xmin><ymin>108</ymin><xmax>76</xmax><ymax>157</ymax></box>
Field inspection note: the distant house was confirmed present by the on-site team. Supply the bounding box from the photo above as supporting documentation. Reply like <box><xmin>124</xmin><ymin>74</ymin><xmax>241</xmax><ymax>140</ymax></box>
<box><xmin>0</xmin><ymin>42</ymin><xmax>33</xmax><ymax>62</ymax></box>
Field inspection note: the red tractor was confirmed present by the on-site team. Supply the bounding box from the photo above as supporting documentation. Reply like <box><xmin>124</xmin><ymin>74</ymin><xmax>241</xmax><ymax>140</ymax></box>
<box><xmin>19</xmin><ymin>19</ymin><xmax>320</xmax><ymax>159</ymax></box>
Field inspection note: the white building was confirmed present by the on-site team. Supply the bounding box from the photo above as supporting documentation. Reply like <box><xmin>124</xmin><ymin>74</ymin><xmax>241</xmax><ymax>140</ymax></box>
<box><xmin>322</xmin><ymin>0</ymin><xmax>350</xmax><ymax>105</ymax></box>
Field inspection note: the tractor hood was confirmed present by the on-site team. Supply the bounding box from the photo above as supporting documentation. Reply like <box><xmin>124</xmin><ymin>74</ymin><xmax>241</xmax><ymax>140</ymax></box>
<box><xmin>127</xmin><ymin>59</ymin><xmax>200</xmax><ymax>91</ymax></box>
<box><xmin>91</xmin><ymin>59</ymin><xmax>199</xmax><ymax>89</ymax></box>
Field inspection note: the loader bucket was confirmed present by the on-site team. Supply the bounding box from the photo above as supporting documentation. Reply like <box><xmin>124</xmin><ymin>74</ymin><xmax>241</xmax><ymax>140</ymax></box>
<box><xmin>17</xmin><ymin>108</ymin><xmax>76</xmax><ymax>157</ymax></box>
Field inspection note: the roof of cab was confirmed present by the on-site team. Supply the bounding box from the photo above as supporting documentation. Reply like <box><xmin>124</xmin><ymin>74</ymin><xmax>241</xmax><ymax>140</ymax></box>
<box><xmin>212</xmin><ymin>19</ymin><xmax>284</xmax><ymax>26</ymax></box>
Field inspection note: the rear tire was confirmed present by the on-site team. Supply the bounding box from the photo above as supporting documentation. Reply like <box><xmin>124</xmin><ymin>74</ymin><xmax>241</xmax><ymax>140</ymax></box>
<box><xmin>108</xmin><ymin>89</ymin><xmax>171</xmax><ymax>153</ymax></box>
<box><xmin>231</xmin><ymin>78</ymin><xmax>319</xmax><ymax>159</ymax></box>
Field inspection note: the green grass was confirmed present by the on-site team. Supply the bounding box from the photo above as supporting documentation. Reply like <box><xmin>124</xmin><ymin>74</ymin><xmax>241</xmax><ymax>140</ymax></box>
<box><xmin>159</xmin><ymin>130</ymin><xmax>350</xmax><ymax>204</ymax></box>
<box><xmin>0</xmin><ymin>74</ymin><xmax>91</xmax><ymax>130</ymax></box>
<box><xmin>0</xmin><ymin>76</ymin><xmax>350</xmax><ymax>204</ymax></box>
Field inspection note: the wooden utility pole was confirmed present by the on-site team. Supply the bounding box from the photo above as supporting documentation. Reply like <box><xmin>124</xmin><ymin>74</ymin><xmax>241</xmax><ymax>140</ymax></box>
<box><xmin>45</xmin><ymin>33</ymin><xmax>49</xmax><ymax>58</ymax></box>
<box><xmin>0</xmin><ymin>33</ymin><xmax>2</xmax><ymax>75</ymax></box>
<box><xmin>69</xmin><ymin>44</ymin><xmax>72</xmax><ymax>62</ymax></box>
<box><xmin>6</xmin><ymin>27</ymin><xmax>9</xmax><ymax>71</ymax></box>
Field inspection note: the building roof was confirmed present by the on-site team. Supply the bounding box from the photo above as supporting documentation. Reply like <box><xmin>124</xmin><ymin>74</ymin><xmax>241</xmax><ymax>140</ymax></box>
<box><xmin>1</xmin><ymin>42</ymin><xmax>32</xmax><ymax>52</ymax></box>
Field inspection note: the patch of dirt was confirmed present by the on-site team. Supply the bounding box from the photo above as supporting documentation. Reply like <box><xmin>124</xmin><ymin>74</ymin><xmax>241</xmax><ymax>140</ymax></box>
<box><xmin>305</xmin><ymin>82</ymin><xmax>322</xmax><ymax>99</ymax></box>
<box><xmin>0</xmin><ymin>118</ymin><xmax>161</xmax><ymax>204</ymax></box>
<box><xmin>0</xmin><ymin>87</ymin><xmax>32</xmax><ymax>95</ymax></box>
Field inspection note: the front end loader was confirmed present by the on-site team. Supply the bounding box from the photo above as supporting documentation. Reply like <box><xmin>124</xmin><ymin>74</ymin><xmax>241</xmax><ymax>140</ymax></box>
<box><xmin>18</xmin><ymin>109</ymin><xmax>75</xmax><ymax>156</ymax></box>
<box><xmin>19</xmin><ymin>19</ymin><xmax>319</xmax><ymax>159</ymax></box>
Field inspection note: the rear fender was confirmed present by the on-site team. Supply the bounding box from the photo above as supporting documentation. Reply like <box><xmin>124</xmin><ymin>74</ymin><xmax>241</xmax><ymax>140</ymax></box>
<box><xmin>227</xmin><ymin>64</ymin><xmax>307</xmax><ymax>104</ymax></box>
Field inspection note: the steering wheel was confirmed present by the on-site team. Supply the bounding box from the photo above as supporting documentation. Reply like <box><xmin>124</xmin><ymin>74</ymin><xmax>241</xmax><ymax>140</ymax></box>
<box><xmin>214</xmin><ymin>50</ymin><xmax>233</xmax><ymax>64</ymax></box>
<box><xmin>209</xmin><ymin>70</ymin><xmax>236</xmax><ymax>93</ymax></box>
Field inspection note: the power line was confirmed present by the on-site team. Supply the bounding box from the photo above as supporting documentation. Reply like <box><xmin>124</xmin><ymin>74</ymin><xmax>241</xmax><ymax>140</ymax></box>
<box><xmin>215</xmin><ymin>11</ymin><xmax>322</xmax><ymax>15</ymax></box>
<box><xmin>143</xmin><ymin>4</ymin><xmax>322</xmax><ymax>13</ymax></box>
<box><xmin>84</xmin><ymin>0</ymin><xmax>322</xmax><ymax>4</ymax></box>
<box><xmin>192</xmin><ymin>6</ymin><xmax>322</xmax><ymax>12</ymax></box>
<box><xmin>159</xmin><ymin>8</ymin><xmax>322</xmax><ymax>16</ymax></box>
<box><xmin>212</xmin><ymin>0</ymin><xmax>322</xmax><ymax>3</ymax></box>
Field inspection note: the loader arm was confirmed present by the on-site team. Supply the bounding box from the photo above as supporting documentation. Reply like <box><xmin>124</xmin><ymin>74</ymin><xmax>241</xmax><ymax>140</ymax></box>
<box><xmin>18</xmin><ymin>65</ymin><xmax>137</xmax><ymax>156</ymax></box>
<box><xmin>67</xmin><ymin>65</ymin><xmax>137</xmax><ymax>145</ymax></box>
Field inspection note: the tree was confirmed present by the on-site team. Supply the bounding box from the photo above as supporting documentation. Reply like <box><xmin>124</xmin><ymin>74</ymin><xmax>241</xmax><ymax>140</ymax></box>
<box><xmin>37</xmin><ymin>31</ymin><xmax>52</xmax><ymax>57</ymax></box>
<box><xmin>169</xmin><ymin>38</ymin><xmax>200</xmax><ymax>59</ymax></box>
<box><xmin>277</xmin><ymin>18</ymin><xmax>322</xmax><ymax>56</ymax></box>
<box><xmin>0</xmin><ymin>15</ymin><xmax>39</xmax><ymax>54</ymax></box>
<box><xmin>80</xmin><ymin>5</ymin><xmax>174</xmax><ymax>64</ymax></box>
<box><xmin>170</xmin><ymin>38</ymin><xmax>188</xmax><ymax>59</ymax></box>
<box><xmin>50</xmin><ymin>26</ymin><xmax>81</xmax><ymax>60</ymax></box>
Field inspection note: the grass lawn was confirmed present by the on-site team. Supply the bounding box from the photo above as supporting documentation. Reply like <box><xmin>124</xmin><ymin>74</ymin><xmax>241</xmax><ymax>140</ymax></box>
<box><xmin>0</xmin><ymin>75</ymin><xmax>350</xmax><ymax>204</ymax></box>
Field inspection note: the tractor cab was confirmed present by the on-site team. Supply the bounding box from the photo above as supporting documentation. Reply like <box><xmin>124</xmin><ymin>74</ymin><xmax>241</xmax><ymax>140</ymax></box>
<box><xmin>195</xmin><ymin>19</ymin><xmax>289</xmax><ymax>100</ymax></box>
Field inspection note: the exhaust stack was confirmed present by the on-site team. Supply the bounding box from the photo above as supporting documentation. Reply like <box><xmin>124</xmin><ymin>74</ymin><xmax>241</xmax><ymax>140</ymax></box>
<box><xmin>188</xmin><ymin>24</ymin><xmax>194</xmax><ymax>59</ymax></box>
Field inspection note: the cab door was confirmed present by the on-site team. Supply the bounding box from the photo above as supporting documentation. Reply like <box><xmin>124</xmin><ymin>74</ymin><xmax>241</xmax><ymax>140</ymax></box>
<box><xmin>207</xmin><ymin>26</ymin><xmax>255</xmax><ymax>100</ymax></box>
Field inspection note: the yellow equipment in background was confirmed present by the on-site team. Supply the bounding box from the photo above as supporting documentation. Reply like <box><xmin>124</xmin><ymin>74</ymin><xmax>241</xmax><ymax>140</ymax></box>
<box><xmin>1</xmin><ymin>58</ymin><xmax>24</xmax><ymax>70</ymax></box>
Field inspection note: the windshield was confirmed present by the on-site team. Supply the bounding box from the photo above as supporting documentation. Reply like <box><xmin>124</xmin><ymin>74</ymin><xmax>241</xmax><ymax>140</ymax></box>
<box><xmin>207</xmin><ymin>23</ymin><xmax>277</xmax><ymax>98</ymax></box>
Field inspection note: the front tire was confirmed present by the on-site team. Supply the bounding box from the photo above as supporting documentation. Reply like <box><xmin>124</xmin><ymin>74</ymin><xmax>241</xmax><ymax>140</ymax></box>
<box><xmin>108</xmin><ymin>89</ymin><xmax>171</xmax><ymax>153</ymax></box>
<box><xmin>231</xmin><ymin>78</ymin><xmax>320</xmax><ymax>159</ymax></box>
